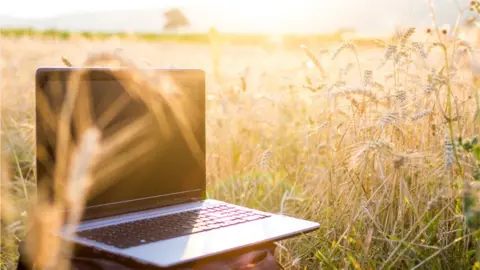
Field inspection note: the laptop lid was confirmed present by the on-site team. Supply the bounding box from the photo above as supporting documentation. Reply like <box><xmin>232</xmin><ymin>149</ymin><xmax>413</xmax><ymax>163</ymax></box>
<box><xmin>35</xmin><ymin>67</ymin><xmax>206</xmax><ymax>221</ymax></box>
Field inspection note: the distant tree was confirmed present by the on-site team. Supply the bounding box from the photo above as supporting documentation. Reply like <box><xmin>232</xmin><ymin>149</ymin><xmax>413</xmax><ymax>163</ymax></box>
<box><xmin>332</xmin><ymin>27</ymin><xmax>356</xmax><ymax>41</ymax></box>
<box><xmin>337</xmin><ymin>27</ymin><xmax>355</xmax><ymax>35</ymax></box>
<box><xmin>163</xmin><ymin>8</ymin><xmax>190</xmax><ymax>31</ymax></box>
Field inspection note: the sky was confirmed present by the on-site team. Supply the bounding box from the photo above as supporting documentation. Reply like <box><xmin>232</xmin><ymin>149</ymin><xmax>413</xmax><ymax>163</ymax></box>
<box><xmin>1</xmin><ymin>0</ymin><xmax>189</xmax><ymax>18</ymax></box>
<box><xmin>1</xmin><ymin>0</ymin><xmax>314</xmax><ymax>19</ymax></box>
<box><xmin>0</xmin><ymin>0</ymin><xmax>469</xmax><ymax>35</ymax></box>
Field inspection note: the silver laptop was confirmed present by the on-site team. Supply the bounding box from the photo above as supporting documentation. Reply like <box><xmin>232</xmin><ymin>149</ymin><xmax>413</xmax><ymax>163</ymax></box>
<box><xmin>35</xmin><ymin>66</ymin><xmax>319</xmax><ymax>268</ymax></box>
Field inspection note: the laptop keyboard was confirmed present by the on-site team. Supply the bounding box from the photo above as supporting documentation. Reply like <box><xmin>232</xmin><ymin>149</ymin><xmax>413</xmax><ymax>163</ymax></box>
<box><xmin>77</xmin><ymin>204</ymin><xmax>270</xmax><ymax>249</ymax></box>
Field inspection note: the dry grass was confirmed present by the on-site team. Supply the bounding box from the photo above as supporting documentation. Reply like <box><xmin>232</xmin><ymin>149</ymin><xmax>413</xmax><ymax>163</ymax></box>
<box><xmin>1</xmin><ymin>24</ymin><xmax>480</xmax><ymax>269</ymax></box>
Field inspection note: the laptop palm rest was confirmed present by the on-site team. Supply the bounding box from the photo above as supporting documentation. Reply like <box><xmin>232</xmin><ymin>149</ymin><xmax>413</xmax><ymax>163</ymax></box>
<box><xmin>71</xmin><ymin>199</ymin><xmax>319</xmax><ymax>268</ymax></box>
<box><xmin>121</xmin><ymin>212</ymin><xmax>318</xmax><ymax>267</ymax></box>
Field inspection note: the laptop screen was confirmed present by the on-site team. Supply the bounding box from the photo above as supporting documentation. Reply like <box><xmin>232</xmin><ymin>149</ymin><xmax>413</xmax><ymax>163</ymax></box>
<box><xmin>35</xmin><ymin>68</ymin><xmax>206</xmax><ymax>220</ymax></box>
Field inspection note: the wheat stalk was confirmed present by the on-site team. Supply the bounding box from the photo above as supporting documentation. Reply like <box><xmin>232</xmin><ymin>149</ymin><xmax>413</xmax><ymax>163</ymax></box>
<box><xmin>377</xmin><ymin>112</ymin><xmax>400</xmax><ymax>128</ymax></box>
<box><xmin>363</xmin><ymin>70</ymin><xmax>373</xmax><ymax>86</ymax></box>
<box><xmin>300</xmin><ymin>45</ymin><xmax>326</xmax><ymax>78</ymax></box>
<box><xmin>332</xmin><ymin>87</ymin><xmax>378</xmax><ymax>101</ymax></box>
<box><xmin>24</xmin><ymin>126</ymin><xmax>101</xmax><ymax>270</ymax></box>
<box><xmin>444</xmin><ymin>133</ymin><xmax>455</xmax><ymax>170</ymax></box>
<box><xmin>410</xmin><ymin>109</ymin><xmax>433</xmax><ymax>121</ymax></box>
<box><xmin>350</xmin><ymin>140</ymin><xmax>396</xmax><ymax>168</ymax></box>
<box><xmin>260</xmin><ymin>148</ymin><xmax>273</xmax><ymax>170</ymax></box>
<box><xmin>412</xmin><ymin>42</ymin><xmax>427</xmax><ymax>58</ymax></box>
<box><xmin>410</xmin><ymin>109</ymin><xmax>433</xmax><ymax>122</ymax></box>
<box><xmin>378</xmin><ymin>45</ymin><xmax>397</xmax><ymax>68</ymax></box>
<box><xmin>61</xmin><ymin>56</ymin><xmax>73</xmax><ymax>67</ymax></box>
<box><xmin>400</xmin><ymin>27</ymin><xmax>416</xmax><ymax>45</ymax></box>
<box><xmin>332</xmin><ymin>42</ymin><xmax>356</xmax><ymax>60</ymax></box>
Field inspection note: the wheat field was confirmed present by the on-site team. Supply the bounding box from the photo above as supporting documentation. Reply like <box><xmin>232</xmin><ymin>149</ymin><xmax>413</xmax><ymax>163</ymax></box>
<box><xmin>2</xmin><ymin>27</ymin><xmax>480</xmax><ymax>269</ymax></box>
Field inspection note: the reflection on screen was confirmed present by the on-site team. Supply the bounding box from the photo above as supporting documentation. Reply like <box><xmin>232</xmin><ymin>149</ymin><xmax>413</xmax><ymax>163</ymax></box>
<box><xmin>35</xmin><ymin>69</ymin><xmax>206</xmax><ymax>211</ymax></box>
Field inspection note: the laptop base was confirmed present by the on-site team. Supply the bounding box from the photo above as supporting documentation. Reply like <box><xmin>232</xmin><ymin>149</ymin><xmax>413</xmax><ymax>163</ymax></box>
<box><xmin>67</xmin><ymin>199</ymin><xmax>319</xmax><ymax>268</ymax></box>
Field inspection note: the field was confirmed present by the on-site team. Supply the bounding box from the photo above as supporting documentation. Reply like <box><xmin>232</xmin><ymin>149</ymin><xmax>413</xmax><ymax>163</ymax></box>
<box><xmin>1</xmin><ymin>28</ymin><xmax>480</xmax><ymax>269</ymax></box>
<box><xmin>0</xmin><ymin>28</ymin><xmax>378</xmax><ymax>48</ymax></box>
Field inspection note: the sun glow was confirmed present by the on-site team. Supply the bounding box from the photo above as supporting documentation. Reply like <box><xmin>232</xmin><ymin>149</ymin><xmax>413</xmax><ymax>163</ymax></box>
<box><xmin>212</xmin><ymin>0</ymin><xmax>315</xmax><ymax>34</ymax></box>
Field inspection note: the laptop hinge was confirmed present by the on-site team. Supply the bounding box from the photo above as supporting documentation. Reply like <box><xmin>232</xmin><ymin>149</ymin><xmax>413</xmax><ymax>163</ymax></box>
<box><xmin>81</xmin><ymin>194</ymin><xmax>205</xmax><ymax>221</ymax></box>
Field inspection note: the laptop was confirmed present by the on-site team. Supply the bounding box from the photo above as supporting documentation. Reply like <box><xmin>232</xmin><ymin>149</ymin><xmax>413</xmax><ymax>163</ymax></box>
<box><xmin>34</xmin><ymin>66</ymin><xmax>319</xmax><ymax>268</ymax></box>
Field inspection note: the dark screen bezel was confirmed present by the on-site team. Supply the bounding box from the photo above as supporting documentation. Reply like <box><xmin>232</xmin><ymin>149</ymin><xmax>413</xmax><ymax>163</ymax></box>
<box><xmin>35</xmin><ymin>67</ymin><xmax>206</xmax><ymax>221</ymax></box>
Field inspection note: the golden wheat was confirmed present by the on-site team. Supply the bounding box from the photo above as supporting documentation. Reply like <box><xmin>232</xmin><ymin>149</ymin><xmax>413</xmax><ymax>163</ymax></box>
<box><xmin>1</xmin><ymin>23</ymin><xmax>480</xmax><ymax>269</ymax></box>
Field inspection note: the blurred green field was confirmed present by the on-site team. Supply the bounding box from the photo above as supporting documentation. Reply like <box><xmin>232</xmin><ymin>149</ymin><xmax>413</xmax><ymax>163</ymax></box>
<box><xmin>0</xmin><ymin>27</ymin><xmax>384</xmax><ymax>48</ymax></box>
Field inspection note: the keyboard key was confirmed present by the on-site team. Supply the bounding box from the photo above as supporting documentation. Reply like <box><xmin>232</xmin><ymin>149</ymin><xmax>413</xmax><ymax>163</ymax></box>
<box><xmin>77</xmin><ymin>204</ymin><xmax>271</xmax><ymax>249</ymax></box>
